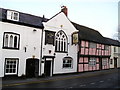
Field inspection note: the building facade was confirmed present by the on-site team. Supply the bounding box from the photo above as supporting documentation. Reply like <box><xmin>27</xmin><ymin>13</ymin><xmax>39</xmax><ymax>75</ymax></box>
<box><xmin>105</xmin><ymin>38</ymin><xmax>120</xmax><ymax>69</ymax></box>
<box><xmin>72</xmin><ymin>22</ymin><xmax>111</xmax><ymax>72</ymax></box>
<box><xmin>1</xmin><ymin>7</ymin><xmax>118</xmax><ymax>78</ymax></box>
<box><xmin>41</xmin><ymin>7</ymin><xmax>78</xmax><ymax>76</ymax></box>
<box><xmin>0</xmin><ymin>8</ymin><xmax>44</xmax><ymax>77</ymax></box>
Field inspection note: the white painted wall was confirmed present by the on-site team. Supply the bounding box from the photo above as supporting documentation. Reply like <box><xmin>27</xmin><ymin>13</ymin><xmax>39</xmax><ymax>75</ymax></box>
<box><xmin>0</xmin><ymin>21</ymin><xmax>42</xmax><ymax>77</ymax></box>
<box><xmin>118</xmin><ymin>47</ymin><xmax>120</xmax><ymax>68</ymax></box>
<box><xmin>110</xmin><ymin>46</ymin><xmax>120</xmax><ymax>68</ymax></box>
<box><xmin>42</xmin><ymin>12</ymin><xmax>78</xmax><ymax>75</ymax></box>
<box><xmin>0</xmin><ymin>22</ymin><xmax>4</xmax><ymax>77</ymax></box>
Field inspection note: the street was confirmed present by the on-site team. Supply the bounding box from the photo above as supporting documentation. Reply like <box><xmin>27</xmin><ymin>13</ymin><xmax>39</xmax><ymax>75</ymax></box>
<box><xmin>2</xmin><ymin>69</ymin><xmax>120</xmax><ymax>89</ymax></box>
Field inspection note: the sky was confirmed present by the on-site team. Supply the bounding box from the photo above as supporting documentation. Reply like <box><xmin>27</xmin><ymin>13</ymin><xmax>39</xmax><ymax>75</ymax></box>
<box><xmin>0</xmin><ymin>0</ymin><xmax>119</xmax><ymax>39</ymax></box>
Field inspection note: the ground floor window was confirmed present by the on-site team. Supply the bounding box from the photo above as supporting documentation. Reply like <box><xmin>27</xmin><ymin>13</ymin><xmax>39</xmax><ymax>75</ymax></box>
<box><xmin>89</xmin><ymin>57</ymin><xmax>96</xmax><ymax>66</ymax></box>
<box><xmin>102</xmin><ymin>58</ymin><xmax>107</xmax><ymax>66</ymax></box>
<box><xmin>5</xmin><ymin>58</ymin><xmax>19</xmax><ymax>75</ymax></box>
<box><xmin>63</xmin><ymin>57</ymin><xmax>73</xmax><ymax>68</ymax></box>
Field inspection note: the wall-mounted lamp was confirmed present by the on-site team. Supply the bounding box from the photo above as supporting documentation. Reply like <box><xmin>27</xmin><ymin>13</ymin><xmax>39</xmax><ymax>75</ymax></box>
<box><xmin>33</xmin><ymin>29</ymin><xmax>37</xmax><ymax>32</ymax></box>
<box><xmin>24</xmin><ymin>47</ymin><xmax>27</xmax><ymax>52</ymax></box>
<box><xmin>66</xmin><ymin>53</ymin><xmax>68</xmax><ymax>56</ymax></box>
<box><xmin>34</xmin><ymin>47</ymin><xmax>36</xmax><ymax>50</ymax></box>
<box><xmin>60</xmin><ymin>25</ymin><xmax>63</xmax><ymax>28</ymax></box>
<box><xmin>49</xmin><ymin>50</ymin><xmax>52</xmax><ymax>54</ymax></box>
<box><xmin>32</xmin><ymin>55</ymin><xmax>35</xmax><ymax>59</ymax></box>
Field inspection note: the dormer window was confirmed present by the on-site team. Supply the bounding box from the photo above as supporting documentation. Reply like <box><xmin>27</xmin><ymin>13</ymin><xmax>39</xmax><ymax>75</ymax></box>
<box><xmin>7</xmin><ymin>10</ymin><xmax>19</xmax><ymax>21</ymax></box>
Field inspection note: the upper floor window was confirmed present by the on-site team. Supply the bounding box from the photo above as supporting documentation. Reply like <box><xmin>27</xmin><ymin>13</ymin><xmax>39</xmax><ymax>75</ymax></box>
<box><xmin>55</xmin><ymin>30</ymin><xmax>68</xmax><ymax>52</ymax></box>
<box><xmin>3</xmin><ymin>32</ymin><xmax>20</xmax><ymax>50</ymax></box>
<box><xmin>105</xmin><ymin>45</ymin><xmax>109</xmax><ymax>50</ymax></box>
<box><xmin>45</xmin><ymin>30</ymin><xmax>55</xmax><ymax>45</ymax></box>
<box><xmin>114</xmin><ymin>47</ymin><xmax>117</xmax><ymax>52</ymax></box>
<box><xmin>7</xmin><ymin>10</ymin><xmax>19</xmax><ymax>21</ymax></box>
<box><xmin>89</xmin><ymin>42</ymin><xmax>96</xmax><ymax>48</ymax></box>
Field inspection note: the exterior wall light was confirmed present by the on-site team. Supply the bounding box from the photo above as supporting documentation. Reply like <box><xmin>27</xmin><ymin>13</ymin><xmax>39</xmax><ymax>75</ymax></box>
<box><xmin>33</xmin><ymin>29</ymin><xmax>37</xmax><ymax>32</ymax></box>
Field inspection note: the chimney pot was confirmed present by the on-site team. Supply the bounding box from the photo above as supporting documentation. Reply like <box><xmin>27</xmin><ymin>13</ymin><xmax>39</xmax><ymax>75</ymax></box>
<box><xmin>61</xmin><ymin>6</ymin><xmax>68</xmax><ymax>16</ymax></box>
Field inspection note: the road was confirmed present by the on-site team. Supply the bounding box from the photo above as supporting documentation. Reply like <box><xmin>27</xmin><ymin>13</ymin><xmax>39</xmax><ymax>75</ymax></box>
<box><xmin>2</xmin><ymin>69</ymin><xmax>120</xmax><ymax>89</ymax></box>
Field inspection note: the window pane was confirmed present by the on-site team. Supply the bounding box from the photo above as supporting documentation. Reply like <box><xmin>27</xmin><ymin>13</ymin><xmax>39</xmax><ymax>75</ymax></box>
<box><xmin>9</xmin><ymin>35</ymin><xmax>13</xmax><ymax>47</ymax></box>
<box><xmin>89</xmin><ymin>58</ymin><xmax>96</xmax><ymax>66</ymax></box>
<box><xmin>14</xmin><ymin>36</ymin><xmax>17</xmax><ymax>48</ymax></box>
<box><xmin>90</xmin><ymin>42</ymin><xmax>96</xmax><ymax>48</ymax></box>
<box><xmin>5</xmin><ymin>59</ymin><xmax>18</xmax><ymax>75</ymax></box>
<box><xmin>3</xmin><ymin>33</ymin><xmax>20</xmax><ymax>49</ymax></box>
<box><xmin>63</xmin><ymin>57</ymin><xmax>73</xmax><ymax>68</ymax></box>
<box><xmin>5</xmin><ymin>35</ymin><xmax>8</xmax><ymax>47</ymax></box>
<box><xmin>14</xmin><ymin>12</ymin><xmax>18</xmax><ymax>20</ymax></box>
<box><xmin>13</xmin><ymin>69</ymin><xmax>16</xmax><ymax>73</ymax></box>
<box><xmin>45</xmin><ymin>31</ymin><xmax>55</xmax><ymax>45</ymax></box>
<box><xmin>55</xmin><ymin>31</ymin><xmax>67</xmax><ymax>52</ymax></box>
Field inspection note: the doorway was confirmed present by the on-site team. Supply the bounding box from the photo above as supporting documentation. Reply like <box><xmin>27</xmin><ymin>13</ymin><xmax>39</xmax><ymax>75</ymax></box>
<box><xmin>99</xmin><ymin>58</ymin><xmax>102</xmax><ymax>70</ymax></box>
<box><xmin>114</xmin><ymin>57</ymin><xmax>117</xmax><ymax>68</ymax></box>
<box><xmin>44</xmin><ymin>61</ymin><xmax>51</xmax><ymax>77</ymax></box>
<box><xmin>26</xmin><ymin>58</ymin><xmax>39</xmax><ymax>78</ymax></box>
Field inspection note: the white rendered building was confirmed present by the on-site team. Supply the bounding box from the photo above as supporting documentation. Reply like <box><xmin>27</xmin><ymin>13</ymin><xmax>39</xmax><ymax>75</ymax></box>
<box><xmin>41</xmin><ymin>6</ymin><xmax>78</xmax><ymax>76</ymax></box>
<box><xmin>0</xmin><ymin>8</ymin><xmax>44</xmax><ymax>77</ymax></box>
<box><xmin>105</xmin><ymin>38</ymin><xmax>120</xmax><ymax>68</ymax></box>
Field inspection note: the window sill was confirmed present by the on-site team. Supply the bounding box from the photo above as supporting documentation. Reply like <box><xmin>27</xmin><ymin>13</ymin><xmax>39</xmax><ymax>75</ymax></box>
<box><xmin>2</xmin><ymin>47</ymin><xmax>19</xmax><ymax>50</ymax></box>
<box><xmin>55</xmin><ymin>51</ymin><xmax>68</xmax><ymax>53</ymax></box>
<box><xmin>62</xmin><ymin>67</ymin><xmax>73</xmax><ymax>69</ymax></box>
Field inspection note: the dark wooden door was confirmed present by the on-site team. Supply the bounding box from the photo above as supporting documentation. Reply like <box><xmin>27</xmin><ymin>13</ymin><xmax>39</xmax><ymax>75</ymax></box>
<box><xmin>114</xmin><ymin>58</ymin><xmax>117</xmax><ymax>68</ymax></box>
<box><xmin>44</xmin><ymin>61</ymin><xmax>51</xmax><ymax>77</ymax></box>
<box><xmin>26</xmin><ymin>59</ymin><xmax>39</xmax><ymax>78</ymax></box>
<box><xmin>99</xmin><ymin>58</ymin><xmax>102</xmax><ymax>70</ymax></box>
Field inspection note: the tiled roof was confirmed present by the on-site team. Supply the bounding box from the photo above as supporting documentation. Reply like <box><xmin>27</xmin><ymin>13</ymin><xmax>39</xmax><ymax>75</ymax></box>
<box><xmin>105</xmin><ymin>37</ymin><xmax>120</xmax><ymax>46</ymax></box>
<box><xmin>72</xmin><ymin>22</ymin><xmax>110</xmax><ymax>45</ymax></box>
<box><xmin>0</xmin><ymin>8</ymin><xmax>44</xmax><ymax>29</ymax></box>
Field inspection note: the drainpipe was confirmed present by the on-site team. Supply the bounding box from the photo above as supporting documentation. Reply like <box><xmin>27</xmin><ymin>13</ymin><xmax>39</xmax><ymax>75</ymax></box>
<box><xmin>39</xmin><ymin>15</ymin><xmax>45</xmax><ymax>76</ymax></box>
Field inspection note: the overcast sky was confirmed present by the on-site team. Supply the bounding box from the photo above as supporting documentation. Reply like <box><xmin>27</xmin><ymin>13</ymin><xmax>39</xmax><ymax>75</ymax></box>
<box><xmin>0</xmin><ymin>0</ymin><xmax>119</xmax><ymax>39</ymax></box>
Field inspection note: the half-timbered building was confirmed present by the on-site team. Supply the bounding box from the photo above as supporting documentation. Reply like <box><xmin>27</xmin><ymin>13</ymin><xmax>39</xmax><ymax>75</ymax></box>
<box><xmin>72</xmin><ymin>22</ymin><xmax>111</xmax><ymax>72</ymax></box>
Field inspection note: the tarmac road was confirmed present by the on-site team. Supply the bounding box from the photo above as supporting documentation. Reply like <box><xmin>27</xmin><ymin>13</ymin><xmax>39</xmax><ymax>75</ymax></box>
<box><xmin>2</xmin><ymin>69</ymin><xmax>120</xmax><ymax>89</ymax></box>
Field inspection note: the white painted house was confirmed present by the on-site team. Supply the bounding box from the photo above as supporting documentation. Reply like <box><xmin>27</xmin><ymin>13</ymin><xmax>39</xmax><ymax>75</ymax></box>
<box><xmin>0</xmin><ymin>8</ymin><xmax>44</xmax><ymax>77</ymax></box>
<box><xmin>0</xmin><ymin>7</ymin><xmax>78</xmax><ymax>78</ymax></box>
<box><xmin>105</xmin><ymin>38</ymin><xmax>120</xmax><ymax>69</ymax></box>
<box><xmin>41</xmin><ymin>6</ymin><xmax>78</xmax><ymax>76</ymax></box>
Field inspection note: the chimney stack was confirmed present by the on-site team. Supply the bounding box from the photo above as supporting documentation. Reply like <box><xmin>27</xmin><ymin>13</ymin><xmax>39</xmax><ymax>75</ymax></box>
<box><xmin>61</xmin><ymin>6</ymin><xmax>68</xmax><ymax>16</ymax></box>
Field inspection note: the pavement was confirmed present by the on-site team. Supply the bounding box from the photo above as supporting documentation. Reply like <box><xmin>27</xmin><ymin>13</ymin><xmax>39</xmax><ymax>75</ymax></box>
<box><xmin>2</xmin><ymin>68</ymin><xmax>119</xmax><ymax>88</ymax></box>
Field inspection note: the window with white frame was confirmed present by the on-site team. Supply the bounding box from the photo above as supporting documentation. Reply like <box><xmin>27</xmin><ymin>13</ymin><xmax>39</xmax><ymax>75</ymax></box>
<box><xmin>55</xmin><ymin>30</ymin><xmax>68</xmax><ymax>52</ymax></box>
<box><xmin>89</xmin><ymin>42</ymin><xmax>96</xmax><ymax>48</ymax></box>
<box><xmin>3</xmin><ymin>32</ymin><xmax>20</xmax><ymax>49</ymax></box>
<box><xmin>7</xmin><ymin>10</ymin><xmax>19</xmax><ymax>21</ymax></box>
<box><xmin>63</xmin><ymin>57</ymin><xmax>73</xmax><ymax>68</ymax></box>
<box><xmin>89</xmin><ymin>58</ymin><xmax>96</xmax><ymax>66</ymax></box>
<box><xmin>5</xmin><ymin>58</ymin><xmax>19</xmax><ymax>75</ymax></box>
